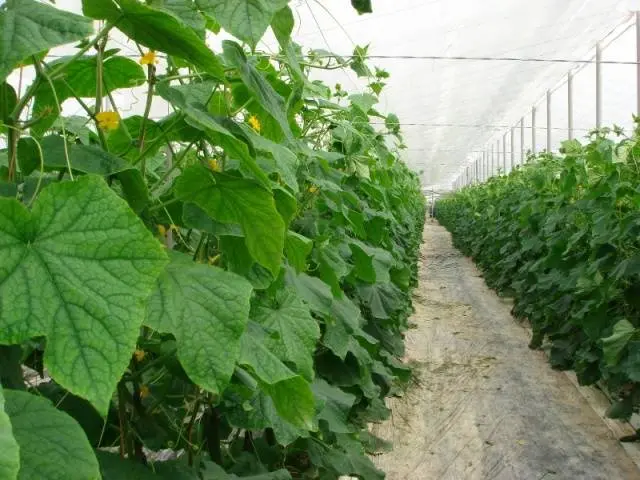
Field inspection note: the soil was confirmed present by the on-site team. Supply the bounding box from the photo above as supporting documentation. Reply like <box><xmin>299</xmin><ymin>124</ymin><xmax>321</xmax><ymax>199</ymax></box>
<box><xmin>370</xmin><ymin>220</ymin><xmax>640</xmax><ymax>480</ymax></box>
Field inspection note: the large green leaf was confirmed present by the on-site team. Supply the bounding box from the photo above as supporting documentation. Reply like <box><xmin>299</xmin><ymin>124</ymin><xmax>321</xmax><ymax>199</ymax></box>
<box><xmin>349</xmin><ymin>240</ymin><xmax>393</xmax><ymax>284</ymax></box>
<box><xmin>315</xmin><ymin>241</ymin><xmax>351</xmax><ymax>296</ymax></box>
<box><xmin>245</xmin><ymin>128</ymin><xmax>299</xmax><ymax>192</ymax></box>
<box><xmin>285</xmin><ymin>231</ymin><xmax>312</xmax><ymax>273</ymax></box>
<box><xmin>307</xmin><ymin>439</ymin><xmax>384</xmax><ymax>480</ymax></box>
<box><xmin>357</xmin><ymin>282</ymin><xmax>403</xmax><ymax>320</ymax></box>
<box><xmin>197</xmin><ymin>0</ymin><xmax>288</xmax><ymax>49</ymax></box>
<box><xmin>602</xmin><ymin>319</ymin><xmax>637</xmax><ymax>367</ymax></box>
<box><xmin>271</xmin><ymin>6</ymin><xmax>294</xmax><ymax>48</ymax></box>
<box><xmin>175</xmin><ymin>165</ymin><xmax>285</xmax><ymax>275</ymax></box>
<box><xmin>182</xmin><ymin>203</ymin><xmax>244</xmax><ymax>237</ymax></box>
<box><xmin>4</xmin><ymin>390</ymin><xmax>100</xmax><ymax>480</ymax></box>
<box><xmin>202</xmin><ymin>461</ymin><xmax>292</xmax><ymax>480</ymax></box>
<box><xmin>239</xmin><ymin>321</ymin><xmax>315</xmax><ymax>430</ymax></box>
<box><xmin>253</xmin><ymin>289</ymin><xmax>320</xmax><ymax>381</ymax></box>
<box><xmin>0</xmin><ymin>386</ymin><xmax>19</xmax><ymax>480</ymax></box>
<box><xmin>18</xmin><ymin>135</ymin><xmax>132</xmax><ymax>176</ymax></box>
<box><xmin>0</xmin><ymin>0</ymin><xmax>93</xmax><ymax>83</ymax></box>
<box><xmin>83</xmin><ymin>0</ymin><xmax>225</xmax><ymax>80</ymax></box>
<box><xmin>0</xmin><ymin>82</ymin><xmax>17</xmax><ymax>134</ymax></box>
<box><xmin>284</xmin><ymin>267</ymin><xmax>333</xmax><ymax>317</ymax></box>
<box><xmin>223</xmin><ymin>41</ymin><xmax>294</xmax><ymax>140</ymax></box>
<box><xmin>312</xmin><ymin>378</ymin><xmax>356</xmax><ymax>433</ymax></box>
<box><xmin>223</xmin><ymin>381</ymin><xmax>308</xmax><ymax>446</ymax></box>
<box><xmin>146</xmin><ymin>252</ymin><xmax>253</xmax><ymax>395</ymax></box>
<box><xmin>0</xmin><ymin>176</ymin><xmax>168</xmax><ymax>413</ymax></box>
<box><xmin>150</xmin><ymin>0</ymin><xmax>206</xmax><ymax>36</ymax></box>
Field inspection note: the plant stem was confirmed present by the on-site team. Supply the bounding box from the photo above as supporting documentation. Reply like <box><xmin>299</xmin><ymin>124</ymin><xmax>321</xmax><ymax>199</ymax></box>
<box><xmin>132</xmin><ymin>113</ymin><xmax>184</xmax><ymax>166</ymax></box>
<box><xmin>34</xmin><ymin>58</ymin><xmax>74</xmax><ymax>180</ymax></box>
<box><xmin>139</xmin><ymin>64</ymin><xmax>157</xmax><ymax>178</ymax></box>
<box><xmin>6</xmin><ymin>125</ymin><xmax>19</xmax><ymax>181</ymax></box>
<box><xmin>0</xmin><ymin>345</ymin><xmax>24</xmax><ymax>391</ymax></box>
<box><xmin>148</xmin><ymin>197</ymin><xmax>179</xmax><ymax>213</ymax></box>
<box><xmin>150</xmin><ymin>138</ymin><xmax>198</xmax><ymax>195</ymax></box>
<box><xmin>187</xmin><ymin>395</ymin><xmax>202</xmax><ymax>467</ymax></box>
<box><xmin>117</xmin><ymin>382</ymin><xmax>133</xmax><ymax>459</ymax></box>
<box><xmin>204</xmin><ymin>406</ymin><xmax>222</xmax><ymax>465</ymax></box>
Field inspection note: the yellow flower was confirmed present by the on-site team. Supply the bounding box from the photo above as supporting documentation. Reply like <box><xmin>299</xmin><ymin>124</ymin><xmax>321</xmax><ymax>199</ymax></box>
<box><xmin>208</xmin><ymin>158</ymin><xmax>221</xmax><ymax>172</ymax></box>
<box><xmin>248</xmin><ymin>115</ymin><xmax>261</xmax><ymax>133</ymax></box>
<box><xmin>139</xmin><ymin>51</ymin><xmax>158</xmax><ymax>66</ymax></box>
<box><xmin>157</xmin><ymin>224</ymin><xmax>167</xmax><ymax>237</ymax></box>
<box><xmin>308</xmin><ymin>185</ymin><xmax>318</xmax><ymax>194</ymax></box>
<box><xmin>134</xmin><ymin>350</ymin><xmax>145</xmax><ymax>362</ymax></box>
<box><xmin>96</xmin><ymin>111</ymin><xmax>120</xmax><ymax>131</ymax></box>
<box><xmin>139</xmin><ymin>385</ymin><xmax>150</xmax><ymax>399</ymax></box>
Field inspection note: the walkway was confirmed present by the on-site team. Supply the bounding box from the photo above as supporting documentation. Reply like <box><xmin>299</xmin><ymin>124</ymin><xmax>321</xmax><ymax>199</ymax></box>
<box><xmin>372</xmin><ymin>220</ymin><xmax>640</xmax><ymax>480</ymax></box>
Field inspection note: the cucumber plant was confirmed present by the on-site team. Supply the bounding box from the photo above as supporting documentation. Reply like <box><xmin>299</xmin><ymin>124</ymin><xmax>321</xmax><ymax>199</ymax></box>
<box><xmin>437</xmin><ymin>125</ymin><xmax>640</xmax><ymax>423</ymax></box>
<box><xmin>0</xmin><ymin>0</ymin><xmax>426</xmax><ymax>478</ymax></box>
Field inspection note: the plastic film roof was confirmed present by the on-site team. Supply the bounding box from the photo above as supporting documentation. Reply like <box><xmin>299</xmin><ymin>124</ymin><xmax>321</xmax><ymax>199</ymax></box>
<box><xmin>287</xmin><ymin>0</ymin><xmax>640</xmax><ymax>192</ymax></box>
<box><xmin>6</xmin><ymin>0</ymin><xmax>640</xmax><ymax>192</ymax></box>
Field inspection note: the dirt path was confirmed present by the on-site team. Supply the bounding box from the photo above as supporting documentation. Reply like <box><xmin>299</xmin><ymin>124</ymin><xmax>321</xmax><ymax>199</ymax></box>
<box><xmin>372</xmin><ymin>220</ymin><xmax>640</xmax><ymax>480</ymax></box>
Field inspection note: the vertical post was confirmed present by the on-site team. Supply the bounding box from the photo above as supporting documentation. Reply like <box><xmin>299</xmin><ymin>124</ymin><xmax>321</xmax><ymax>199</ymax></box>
<box><xmin>510</xmin><ymin>127</ymin><xmax>515</xmax><ymax>170</ymax></box>
<box><xmin>596</xmin><ymin>42</ymin><xmax>602</xmax><ymax>128</ymax></box>
<box><xmin>531</xmin><ymin>107</ymin><xmax>537</xmax><ymax>156</ymax></box>
<box><xmin>497</xmin><ymin>140</ymin><xmax>500</xmax><ymax>174</ymax></box>
<box><xmin>546</xmin><ymin>90</ymin><xmax>552</xmax><ymax>152</ymax></box>
<box><xmin>491</xmin><ymin>144</ymin><xmax>495</xmax><ymax>177</ymax></box>
<box><xmin>520</xmin><ymin>117</ymin><xmax>525</xmax><ymax>164</ymax></box>
<box><xmin>568</xmin><ymin>70</ymin><xmax>574</xmax><ymax>140</ymax></box>
<box><xmin>502</xmin><ymin>133</ymin><xmax>507</xmax><ymax>173</ymax></box>
<box><xmin>483</xmin><ymin>151</ymin><xmax>487</xmax><ymax>181</ymax></box>
<box><xmin>637</xmin><ymin>11</ymin><xmax>640</xmax><ymax>115</ymax></box>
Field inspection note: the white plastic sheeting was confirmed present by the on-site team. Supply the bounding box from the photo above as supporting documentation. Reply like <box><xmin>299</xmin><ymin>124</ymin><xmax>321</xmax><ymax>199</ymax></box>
<box><xmin>5</xmin><ymin>0</ymin><xmax>640</xmax><ymax>191</ymax></box>
<box><xmin>289</xmin><ymin>0</ymin><xmax>640</xmax><ymax>191</ymax></box>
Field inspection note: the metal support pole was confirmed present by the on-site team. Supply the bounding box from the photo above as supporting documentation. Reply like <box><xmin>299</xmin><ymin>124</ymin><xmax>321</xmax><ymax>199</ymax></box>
<box><xmin>491</xmin><ymin>144</ymin><xmax>495</xmax><ymax>177</ymax></box>
<box><xmin>546</xmin><ymin>90</ymin><xmax>552</xmax><ymax>152</ymax></box>
<box><xmin>637</xmin><ymin>11</ymin><xmax>640</xmax><ymax>115</ymax></box>
<box><xmin>520</xmin><ymin>118</ymin><xmax>524</xmax><ymax>164</ymax></box>
<box><xmin>483</xmin><ymin>151</ymin><xmax>487</xmax><ymax>181</ymax></box>
<box><xmin>568</xmin><ymin>71</ymin><xmax>574</xmax><ymax>140</ymax></box>
<box><xmin>502</xmin><ymin>133</ymin><xmax>507</xmax><ymax>174</ymax></box>
<box><xmin>531</xmin><ymin>107</ymin><xmax>537</xmax><ymax>156</ymax></box>
<box><xmin>510</xmin><ymin>127</ymin><xmax>515</xmax><ymax>171</ymax></box>
<box><xmin>496</xmin><ymin>140</ymin><xmax>500</xmax><ymax>174</ymax></box>
<box><xmin>596</xmin><ymin>42</ymin><xmax>602</xmax><ymax>128</ymax></box>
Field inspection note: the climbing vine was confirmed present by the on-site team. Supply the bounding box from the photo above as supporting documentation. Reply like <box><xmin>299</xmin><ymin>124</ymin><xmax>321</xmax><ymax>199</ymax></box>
<box><xmin>0</xmin><ymin>0</ymin><xmax>425</xmax><ymax>478</ymax></box>
<box><xmin>437</xmin><ymin>126</ymin><xmax>640</xmax><ymax>423</ymax></box>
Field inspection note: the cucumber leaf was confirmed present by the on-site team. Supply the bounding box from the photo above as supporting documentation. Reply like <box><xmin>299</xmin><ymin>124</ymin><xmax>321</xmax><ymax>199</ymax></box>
<box><xmin>0</xmin><ymin>176</ymin><xmax>168</xmax><ymax>413</ymax></box>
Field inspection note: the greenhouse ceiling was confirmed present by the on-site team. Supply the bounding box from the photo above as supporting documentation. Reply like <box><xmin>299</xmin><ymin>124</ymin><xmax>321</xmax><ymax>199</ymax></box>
<box><xmin>7</xmin><ymin>0</ymin><xmax>640</xmax><ymax>191</ymax></box>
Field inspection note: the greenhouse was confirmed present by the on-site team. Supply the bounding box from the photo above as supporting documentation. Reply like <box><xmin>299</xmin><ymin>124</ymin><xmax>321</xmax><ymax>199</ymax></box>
<box><xmin>1</xmin><ymin>0</ymin><xmax>640</xmax><ymax>478</ymax></box>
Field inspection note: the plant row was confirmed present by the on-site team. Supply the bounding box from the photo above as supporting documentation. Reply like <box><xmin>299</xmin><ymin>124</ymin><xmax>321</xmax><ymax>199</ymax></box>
<box><xmin>437</xmin><ymin>126</ymin><xmax>640</xmax><ymax>421</ymax></box>
<box><xmin>0</xmin><ymin>0</ymin><xmax>425</xmax><ymax>478</ymax></box>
